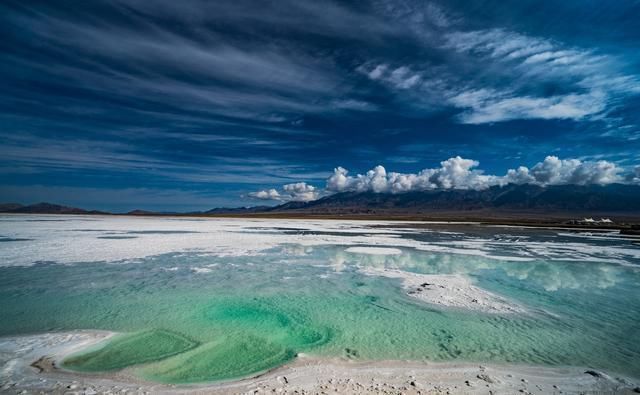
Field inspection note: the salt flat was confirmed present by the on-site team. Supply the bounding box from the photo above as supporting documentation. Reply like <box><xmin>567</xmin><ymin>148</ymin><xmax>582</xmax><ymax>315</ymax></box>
<box><xmin>0</xmin><ymin>214</ymin><xmax>639</xmax><ymax>392</ymax></box>
<box><xmin>1</xmin><ymin>214</ymin><xmax>639</xmax><ymax>267</ymax></box>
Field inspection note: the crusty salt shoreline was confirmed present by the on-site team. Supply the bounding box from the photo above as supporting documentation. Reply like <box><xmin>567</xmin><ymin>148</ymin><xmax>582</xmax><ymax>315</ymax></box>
<box><xmin>1</xmin><ymin>331</ymin><xmax>638</xmax><ymax>394</ymax></box>
<box><xmin>359</xmin><ymin>267</ymin><xmax>525</xmax><ymax>314</ymax></box>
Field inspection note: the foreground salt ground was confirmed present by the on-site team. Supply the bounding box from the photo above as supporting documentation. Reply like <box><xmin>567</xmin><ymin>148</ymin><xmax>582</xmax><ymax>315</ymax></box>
<box><xmin>1</xmin><ymin>331</ymin><xmax>638</xmax><ymax>395</ymax></box>
<box><xmin>2</xmin><ymin>215</ymin><xmax>640</xmax><ymax>392</ymax></box>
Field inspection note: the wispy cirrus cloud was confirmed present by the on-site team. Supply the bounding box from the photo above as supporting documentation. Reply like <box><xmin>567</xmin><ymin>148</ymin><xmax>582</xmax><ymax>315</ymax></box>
<box><xmin>3</xmin><ymin>0</ymin><xmax>395</xmax><ymax>134</ymax></box>
<box><xmin>0</xmin><ymin>184</ymin><xmax>234</xmax><ymax>212</ymax></box>
<box><xmin>2</xmin><ymin>0</ymin><xmax>639</xmax><ymax>210</ymax></box>
<box><xmin>0</xmin><ymin>131</ymin><xmax>328</xmax><ymax>185</ymax></box>
<box><xmin>358</xmin><ymin>18</ymin><xmax>640</xmax><ymax>125</ymax></box>
<box><xmin>448</xmin><ymin>89</ymin><xmax>606</xmax><ymax>124</ymax></box>
<box><xmin>440</xmin><ymin>28</ymin><xmax>640</xmax><ymax>124</ymax></box>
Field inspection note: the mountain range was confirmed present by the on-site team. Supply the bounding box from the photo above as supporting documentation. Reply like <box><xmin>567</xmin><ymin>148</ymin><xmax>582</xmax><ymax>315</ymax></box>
<box><xmin>0</xmin><ymin>202</ymin><xmax>107</xmax><ymax>215</ymax></box>
<box><xmin>1</xmin><ymin>184</ymin><xmax>639</xmax><ymax>217</ymax></box>
<box><xmin>267</xmin><ymin>183</ymin><xmax>640</xmax><ymax>214</ymax></box>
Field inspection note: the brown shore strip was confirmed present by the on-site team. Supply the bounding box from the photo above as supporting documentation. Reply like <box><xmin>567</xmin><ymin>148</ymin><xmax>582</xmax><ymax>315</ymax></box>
<box><xmin>4</xmin><ymin>210</ymin><xmax>640</xmax><ymax>233</ymax></box>
<box><xmin>133</xmin><ymin>210</ymin><xmax>640</xmax><ymax>231</ymax></box>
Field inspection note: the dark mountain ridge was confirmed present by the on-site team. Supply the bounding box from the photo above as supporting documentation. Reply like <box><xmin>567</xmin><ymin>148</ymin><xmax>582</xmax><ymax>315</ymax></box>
<box><xmin>0</xmin><ymin>202</ymin><xmax>107</xmax><ymax>215</ymax></box>
<box><xmin>1</xmin><ymin>184</ymin><xmax>639</xmax><ymax>216</ymax></box>
<box><xmin>268</xmin><ymin>183</ymin><xmax>640</xmax><ymax>214</ymax></box>
<box><xmin>0</xmin><ymin>203</ymin><xmax>23</xmax><ymax>212</ymax></box>
<box><xmin>204</xmin><ymin>206</ymin><xmax>272</xmax><ymax>214</ymax></box>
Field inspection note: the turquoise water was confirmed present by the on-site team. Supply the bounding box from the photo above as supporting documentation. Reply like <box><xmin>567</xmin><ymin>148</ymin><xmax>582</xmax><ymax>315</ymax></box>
<box><xmin>0</xmin><ymin>218</ymin><xmax>639</xmax><ymax>383</ymax></box>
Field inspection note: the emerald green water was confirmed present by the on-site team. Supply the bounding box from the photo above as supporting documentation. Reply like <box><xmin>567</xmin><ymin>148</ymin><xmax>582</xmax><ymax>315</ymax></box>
<box><xmin>1</xmin><ymin>220</ymin><xmax>639</xmax><ymax>383</ymax></box>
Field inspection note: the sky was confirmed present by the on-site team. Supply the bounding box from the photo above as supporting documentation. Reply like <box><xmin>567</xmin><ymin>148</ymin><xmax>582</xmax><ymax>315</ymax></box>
<box><xmin>1</xmin><ymin>0</ymin><xmax>639</xmax><ymax>212</ymax></box>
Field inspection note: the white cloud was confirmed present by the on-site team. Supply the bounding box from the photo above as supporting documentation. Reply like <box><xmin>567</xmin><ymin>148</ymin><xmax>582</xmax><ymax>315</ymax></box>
<box><xmin>253</xmin><ymin>155</ymin><xmax>634</xmax><ymax>203</ymax></box>
<box><xmin>359</xmin><ymin>26</ymin><xmax>640</xmax><ymax>125</ymax></box>
<box><xmin>388</xmin><ymin>67</ymin><xmax>422</xmax><ymax>89</ymax></box>
<box><xmin>450</xmin><ymin>89</ymin><xmax>606</xmax><ymax>124</ymax></box>
<box><xmin>328</xmin><ymin>156</ymin><xmax>498</xmax><ymax>193</ymax></box>
<box><xmin>441</xmin><ymin>28</ymin><xmax>640</xmax><ymax>124</ymax></box>
<box><xmin>525</xmin><ymin>156</ymin><xmax>622</xmax><ymax>186</ymax></box>
<box><xmin>327</xmin><ymin>165</ymin><xmax>391</xmax><ymax>193</ymax></box>
<box><xmin>367</xmin><ymin>64</ymin><xmax>387</xmax><ymax>80</ymax></box>
<box><xmin>502</xmin><ymin>166</ymin><xmax>535</xmax><ymax>185</ymax></box>
<box><xmin>359</xmin><ymin>64</ymin><xmax>423</xmax><ymax>90</ymax></box>
<box><xmin>249</xmin><ymin>182</ymin><xmax>319</xmax><ymax>202</ymax></box>
<box><xmin>282</xmin><ymin>182</ymin><xmax>319</xmax><ymax>202</ymax></box>
<box><xmin>326</xmin><ymin>166</ymin><xmax>351</xmax><ymax>192</ymax></box>
<box><xmin>332</xmin><ymin>99</ymin><xmax>377</xmax><ymax>111</ymax></box>
<box><xmin>631</xmin><ymin>166</ymin><xmax>640</xmax><ymax>184</ymax></box>
<box><xmin>444</xmin><ymin>29</ymin><xmax>554</xmax><ymax>61</ymax></box>
<box><xmin>248</xmin><ymin>188</ymin><xmax>281</xmax><ymax>200</ymax></box>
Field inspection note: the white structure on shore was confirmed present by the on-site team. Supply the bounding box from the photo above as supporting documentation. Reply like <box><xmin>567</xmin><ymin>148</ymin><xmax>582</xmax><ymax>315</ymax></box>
<box><xmin>572</xmin><ymin>218</ymin><xmax>614</xmax><ymax>225</ymax></box>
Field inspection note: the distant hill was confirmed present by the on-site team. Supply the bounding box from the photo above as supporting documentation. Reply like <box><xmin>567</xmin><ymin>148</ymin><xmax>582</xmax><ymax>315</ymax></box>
<box><xmin>2</xmin><ymin>184</ymin><xmax>639</xmax><ymax>218</ymax></box>
<box><xmin>126</xmin><ymin>209</ymin><xmax>157</xmax><ymax>216</ymax></box>
<box><xmin>267</xmin><ymin>184</ymin><xmax>640</xmax><ymax>215</ymax></box>
<box><xmin>0</xmin><ymin>203</ymin><xmax>23</xmax><ymax>212</ymax></box>
<box><xmin>0</xmin><ymin>202</ymin><xmax>107</xmax><ymax>215</ymax></box>
<box><xmin>0</xmin><ymin>203</ymin><xmax>271</xmax><ymax>215</ymax></box>
<box><xmin>204</xmin><ymin>206</ymin><xmax>272</xmax><ymax>214</ymax></box>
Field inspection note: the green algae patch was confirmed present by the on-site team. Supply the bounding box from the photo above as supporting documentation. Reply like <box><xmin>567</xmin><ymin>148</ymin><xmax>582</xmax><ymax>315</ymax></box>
<box><xmin>63</xmin><ymin>329</ymin><xmax>199</xmax><ymax>372</ymax></box>
<box><xmin>139</xmin><ymin>335</ymin><xmax>296</xmax><ymax>383</ymax></box>
<box><xmin>204</xmin><ymin>301</ymin><xmax>332</xmax><ymax>349</ymax></box>
<box><xmin>132</xmin><ymin>301</ymin><xmax>329</xmax><ymax>383</ymax></box>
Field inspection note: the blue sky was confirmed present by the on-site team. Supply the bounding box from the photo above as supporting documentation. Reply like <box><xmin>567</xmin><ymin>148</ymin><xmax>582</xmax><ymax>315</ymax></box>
<box><xmin>1</xmin><ymin>1</ymin><xmax>639</xmax><ymax>211</ymax></box>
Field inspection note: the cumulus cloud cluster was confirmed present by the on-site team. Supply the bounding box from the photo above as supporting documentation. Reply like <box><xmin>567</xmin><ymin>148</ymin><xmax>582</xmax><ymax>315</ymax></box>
<box><xmin>326</xmin><ymin>157</ymin><xmax>496</xmax><ymax>193</ymax></box>
<box><xmin>327</xmin><ymin>156</ymin><xmax>624</xmax><ymax>194</ymax></box>
<box><xmin>248</xmin><ymin>188</ymin><xmax>281</xmax><ymax>200</ymax></box>
<box><xmin>283</xmin><ymin>182</ymin><xmax>319</xmax><ymax>202</ymax></box>
<box><xmin>512</xmin><ymin>157</ymin><xmax>621</xmax><ymax>186</ymax></box>
<box><xmin>249</xmin><ymin>182</ymin><xmax>318</xmax><ymax>202</ymax></box>
<box><xmin>249</xmin><ymin>156</ymin><xmax>634</xmax><ymax>202</ymax></box>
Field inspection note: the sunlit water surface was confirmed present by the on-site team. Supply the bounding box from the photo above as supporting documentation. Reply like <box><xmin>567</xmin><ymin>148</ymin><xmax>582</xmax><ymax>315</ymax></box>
<box><xmin>0</xmin><ymin>215</ymin><xmax>639</xmax><ymax>383</ymax></box>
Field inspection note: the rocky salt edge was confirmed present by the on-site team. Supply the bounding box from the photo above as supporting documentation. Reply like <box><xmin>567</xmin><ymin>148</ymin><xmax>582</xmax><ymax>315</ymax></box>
<box><xmin>360</xmin><ymin>267</ymin><xmax>526</xmax><ymax>314</ymax></box>
<box><xmin>342</xmin><ymin>245</ymin><xmax>523</xmax><ymax>314</ymax></box>
<box><xmin>1</xmin><ymin>331</ymin><xmax>638</xmax><ymax>394</ymax></box>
